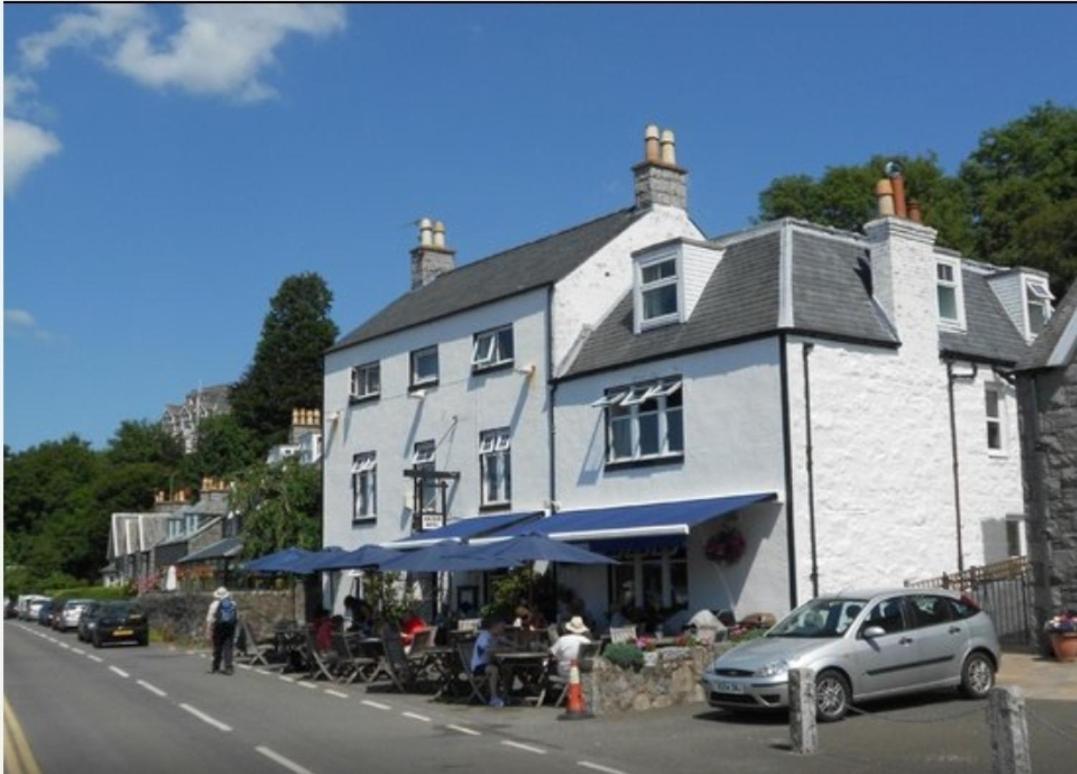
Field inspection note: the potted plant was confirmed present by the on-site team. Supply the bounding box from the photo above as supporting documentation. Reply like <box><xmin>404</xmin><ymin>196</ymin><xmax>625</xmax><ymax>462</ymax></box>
<box><xmin>1045</xmin><ymin>610</ymin><xmax>1077</xmax><ymax>662</ymax></box>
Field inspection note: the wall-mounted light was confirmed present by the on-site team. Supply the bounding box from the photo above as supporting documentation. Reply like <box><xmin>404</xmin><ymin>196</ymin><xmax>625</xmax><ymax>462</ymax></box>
<box><xmin>515</xmin><ymin>364</ymin><xmax>537</xmax><ymax>376</ymax></box>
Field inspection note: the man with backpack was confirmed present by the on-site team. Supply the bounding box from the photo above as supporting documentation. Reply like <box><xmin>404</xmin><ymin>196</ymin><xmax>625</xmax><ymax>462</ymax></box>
<box><xmin>206</xmin><ymin>587</ymin><xmax>238</xmax><ymax>675</ymax></box>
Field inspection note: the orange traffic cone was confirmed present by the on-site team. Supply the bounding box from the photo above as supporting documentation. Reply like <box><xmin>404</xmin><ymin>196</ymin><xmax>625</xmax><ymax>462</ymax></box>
<box><xmin>558</xmin><ymin>659</ymin><xmax>593</xmax><ymax>720</ymax></box>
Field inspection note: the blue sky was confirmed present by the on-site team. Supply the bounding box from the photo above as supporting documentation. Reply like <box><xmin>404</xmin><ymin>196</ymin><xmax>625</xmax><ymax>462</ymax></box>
<box><xmin>4</xmin><ymin>3</ymin><xmax>1076</xmax><ymax>451</ymax></box>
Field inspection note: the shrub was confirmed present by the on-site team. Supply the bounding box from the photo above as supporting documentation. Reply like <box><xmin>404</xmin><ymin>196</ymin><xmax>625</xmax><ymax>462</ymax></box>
<box><xmin>44</xmin><ymin>585</ymin><xmax>134</xmax><ymax>601</ymax></box>
<box><xmin>730</xmin><ymin>627</ymin><xmax>767</xmax><ymax>643</ymax></box>
<box><xmin>603</xmin><ymin>642</ymin><xmax>645</xmax><ymax>670</ymax></box>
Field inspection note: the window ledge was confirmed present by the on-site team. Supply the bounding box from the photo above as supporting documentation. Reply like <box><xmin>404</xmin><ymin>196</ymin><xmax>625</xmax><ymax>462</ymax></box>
<box><xmin>479</xmin><ymin>502</ymin><xmax>512</xmax><ymax>513</ymax></box>
<box><xmin>638</xmin><ymin>314</ymin><xmax>682</xmax><ymax>332</ymax></box>
<box><xmin>409</xmin><ymin>380</ymin><xmax>439</xmax><ymax>392</ymax></box>
<box><xmin>471</xmin><ymin>361</ymin><xmax>514</xmax><ymax>376</ymax></box>
<box><xmin>351</xmin><ymin>517</ymin><xmax>377</xmax><ymax>526</ymax></box>
<box><xmin>987</xmin><ymin>449</ymin><xmax>1009</xmax><ymax>459</ymax></box>
<box><xmin>937</xmin><ymin>319</ymin><xmax>967</xmax><ymax>333</ymax></box>
<box><xmin>604</xmin><ymin>453</ymin><xmax>684</xmax><ymax>472</ymax></box>
<box><xmin>349</xmin><ymin>394</ymin><xmax>380</xmax><ymax>406</ymax></box>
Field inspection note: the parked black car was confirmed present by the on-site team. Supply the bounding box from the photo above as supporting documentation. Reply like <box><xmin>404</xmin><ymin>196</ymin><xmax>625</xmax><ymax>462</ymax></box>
<box><xmin>90</xmin><ymin>601</ymin><xmax>148</xmax><ymax>647</ymax></box>
<box><xmin>36</xmin><ymin>601</ymin><xmax>54</xmax><ymax>626</ymax></box>
<box><xmin>4</xmin><ymin>598</ymin><xmax>16</xmax><ymax>619</ymax></box>
<box><xmin>77</xmin><ymin>602</ymin><xmax>102</xmax><ymax>642</ymax></box>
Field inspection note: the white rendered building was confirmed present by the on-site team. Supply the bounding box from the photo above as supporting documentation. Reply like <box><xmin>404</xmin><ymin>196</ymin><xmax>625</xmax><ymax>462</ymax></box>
<box><xmin>322</xmin><ymin>127</ymin><xmax>1048</xmax><ymax>623</ymax></box>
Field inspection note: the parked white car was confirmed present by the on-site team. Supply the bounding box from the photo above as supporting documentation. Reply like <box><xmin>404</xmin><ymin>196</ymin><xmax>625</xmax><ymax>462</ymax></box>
<box><xmin>58</xmin><ymin>599</ymin><xmax>93</xmax><ymax>631</ymax></box>
<box><xmin>702</xmin><ymin>588</ymin><xmax>1000</xmax><ymax>721</ymax></box>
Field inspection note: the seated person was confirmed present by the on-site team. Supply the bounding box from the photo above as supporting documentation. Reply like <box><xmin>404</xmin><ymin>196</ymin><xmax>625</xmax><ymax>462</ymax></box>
<box><xmin>310</xmin><ymin>607</ymin><xmax>333</xmax><ymax>653</ymax></box>
<box><xmin>513</xmin><ymin>605</ymin><xmax>533</xmax><ymax>630</ymax></box>
<box><xmin>471</xmin><ymin>618</ymin><xmax>509</xmax><ymax>707</ymax></box>
<box><xmin>400</xmin><ymin>608</ymin><xmax>428</xmax><ymax>647</ymax></box>
<box><xmin>549</xmin><ymin>616</ymin><xmax>591</xmax><ymax>679</ymax></box>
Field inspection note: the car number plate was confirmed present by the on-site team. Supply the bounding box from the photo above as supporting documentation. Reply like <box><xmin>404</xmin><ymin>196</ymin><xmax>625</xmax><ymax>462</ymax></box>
<box><xmin>718</xmin><ymin>681</ymin><xmax>744</xmax><ymax>694</ymax></box>
<box><xmin>113</xmin><ymin>628</ymin><xmax>133</xmax><ymax>636</ymax></box>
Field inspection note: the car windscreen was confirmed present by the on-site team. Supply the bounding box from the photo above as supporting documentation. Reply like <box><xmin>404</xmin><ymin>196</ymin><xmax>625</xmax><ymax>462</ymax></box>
<box><xmin>768</xmin><ymin>598</ymin><xmax>868</xmax><ymax>638</ymax></box>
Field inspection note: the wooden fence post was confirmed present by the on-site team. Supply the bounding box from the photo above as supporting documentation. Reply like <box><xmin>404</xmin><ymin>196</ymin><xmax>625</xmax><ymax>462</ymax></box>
<box><xmin>988</xmin><ymin>686</ymin><xmax>1032</xmax><ymax>774</ymax></box>
<box><xmin>788</xmin><ymin>668</ymin><xmax>817</xmax><ymax>755</ymax></box>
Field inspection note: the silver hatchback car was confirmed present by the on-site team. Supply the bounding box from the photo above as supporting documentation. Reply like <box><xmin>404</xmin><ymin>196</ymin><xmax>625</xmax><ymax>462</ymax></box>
<box><xmin>702</xmin><ymin>588</ymin><xmax>1000</xmax><ymax>721</ymax></box>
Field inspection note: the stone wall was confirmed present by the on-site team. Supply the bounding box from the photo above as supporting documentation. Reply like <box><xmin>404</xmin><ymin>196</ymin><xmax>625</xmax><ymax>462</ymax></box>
<box><xmin>138</xmin><ymin>590</ymin><xmax>296</xmax><ymax>646</ymax></box>
<box><xmin>588</xmin><ymin>643</ymin><xmax>733</xmax><ymax>715</ymax></box>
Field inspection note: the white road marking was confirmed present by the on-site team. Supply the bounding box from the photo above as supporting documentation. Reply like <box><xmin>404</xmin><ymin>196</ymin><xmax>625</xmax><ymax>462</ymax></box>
<box><xmin>136</xmin><ymin>680</ymin><xmax>167</xmax><ymax>697</ymax></box>
<box><xmin>237</xmin><ymin>664</ymin><xmax>252</xmax><ymax>671</ymax></box>
<box><xmin>324</xmin><ymin>689</ymin><xmax>349</xmax><ymax>699</ymax></box>
<box><xmin>578</xmin><ymin>762</ymin><xmax>628</xmax><ymax>774</ymax></box>
<box><xmin>108</xmin><ymin>666</ymin><xmax>130</xmax><ymax>678</ymax></box>
<box><xmin>447</xmin><ymin>724</ymin><xmax>481</xmax><ymax>736</ymax></box>
<box><xmin>297</xmin><ymin>681</ymin><xmax>317</xmax><ymax>690</ymax></box>
<box><xmin>501</xmin><ymin>741</ymin><xmax>547</xmax><ymax>755</ymax></box>
<box><xmin>71</xmin><ymin>648</ymin><xmax>85</xmax><ymax>655</ymax></box>
<box><xmin>198</xmin><ymin>654</ymin><xmax>208</xmax><ymax>659</ymax></box>
<box><xmin>255</xmin><ymin>746</ymin><xmax>314</xmax><ymax>774</ymax></box>
<box><xmin>58</xmin><ymin>642</ymin><xmax>71</xmax><ymax>649</ymax></box>
<box><xmin>278</xmin><ymin>675</ymin><xmax>296</xmax><ymax>683</ymax></box>
<box><xmin>178</xmin><ymin>703</ymin><xmax>232</xmax><ymax>732</ymax></box>
<box><xmin>401</xmin><ymin>711</ymin><xmax>430</xmax><ymax>722</ymax></box>
<box><xmin>255</xmin><ymin>668</ymin><xmax>272</xmax><ymax>676</ymax></box>
<box><xmin>87</xmin><ymin>654</ymin><xmax>104</xmax><ymax>663</ymax></box>
<box><xmin>360</xmin><ymin>699</ymin><xmax>391</xmax><ymax>711</ymax></box>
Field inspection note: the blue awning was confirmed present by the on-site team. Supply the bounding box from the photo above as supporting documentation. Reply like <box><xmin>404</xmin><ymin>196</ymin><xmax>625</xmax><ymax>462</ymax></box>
<box><xmin>477</xmin><ymin>493</ymin><xmax>777</xmax><ymax>543</ymax></box>
<box><xmin>389</xmin><ymin>511</ymin><xmax>543</xmax><ymax>548</ymax></box>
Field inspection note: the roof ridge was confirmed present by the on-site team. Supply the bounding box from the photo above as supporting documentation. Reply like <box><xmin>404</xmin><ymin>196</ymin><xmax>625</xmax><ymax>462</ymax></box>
<box><xmin>412</xmin><ymin>206</ymin><xmax>637</xmax><ymax>288</ymax></box>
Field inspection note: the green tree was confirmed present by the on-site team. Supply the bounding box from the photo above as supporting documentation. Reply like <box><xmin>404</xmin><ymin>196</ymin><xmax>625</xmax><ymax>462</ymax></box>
<box><xmin>106</xmin><ymin>419</ymin><xmax>185</xmax><ymax>467</ymax></box>
<box><xmin>179</xmin><ymin>414</ymin><xmax>260</xmax><ymax>489</ymax></box>
<box><xmin>230</xmin><ymin>273</ymin><xmax>338</xmax><ymax>448</ymax></box>
<box><xmin>758</xmin><ymin>153</ymin><xmax>975</xmax><ymax>252</ymax></box>
<box><xmin>960</xmin><ymin>102</ymin><xmax>1077</xmax><ymax>288</ymax></box>
<box><xmin>3</xmin><ymin>435</ymin><xmax>99</xmax><ymax>538</ymax></box>
<box><xmin>232</xmin><ymin>461</ymin><xmax>322</xmax><ymax>558</ymax></box>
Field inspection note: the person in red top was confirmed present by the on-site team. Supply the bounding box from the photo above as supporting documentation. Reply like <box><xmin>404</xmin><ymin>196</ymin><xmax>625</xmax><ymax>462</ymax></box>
<box><xmin>310</xmin><ymin>607</ymin><xmax>333</xmax><ymax>653</ymax></box>
<box><xmin>400</xmin><ymin>608</ymin><xmax>428</xmax><ymax>647</ymax></box>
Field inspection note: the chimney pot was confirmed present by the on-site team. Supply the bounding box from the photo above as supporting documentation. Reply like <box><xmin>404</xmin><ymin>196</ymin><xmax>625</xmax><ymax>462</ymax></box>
<box><xmin>644</xmin><ymin>124</ymin><xmax>660</xmax><ymax>163</ymax></box>
<box><xmin>875</xmin><ymin>179</ymin><xmax>895</xmax><ymax>216</ymax></box>
<box><xmin>432</xmin><ymin>221</ymin><xmax>446</xmax><ymax>249</ymax></box>
<box><xmin>886</xmin><ymin>163</ymin><xmax>908</xmax><ymax>219</ymax></box>
<box><xmin>660</xmin><ymin>129</ymin><xmax>677</xmax><ymax>166</ymax></box>
<box><xmin>418</xmin><ymin>217</ymin><xmax>434</xmax><ymax>247</ymax></box>
<box><xmin>907</xmin><ymin>199</ymin><xmax>923</xmax><ymax>223</ymax></box>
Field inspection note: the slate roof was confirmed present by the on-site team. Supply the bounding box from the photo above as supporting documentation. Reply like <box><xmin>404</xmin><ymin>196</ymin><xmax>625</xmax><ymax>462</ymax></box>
<box><xmin>331</xmin><ymin>208</ymin><xmax>645</xmax><ymax>351</ymax></box>
<box><xmin>1016</xmin><ymin>280</ymin><xmax>1077</xmax><ymax>371</ymax></box>
<box><xmin>939</xmin><ymin>270</ymin><xmax>1032</xmax><ymax>366</ymax></box>
<box><xmin>177</xmin><ymin>537</ymin><xmax>243</xmax><ymax>564</ymax></box>
<box><xmin>564</xmin><ymin>224</ymin><xmax>901</xmax><ymax>378</ymax></box>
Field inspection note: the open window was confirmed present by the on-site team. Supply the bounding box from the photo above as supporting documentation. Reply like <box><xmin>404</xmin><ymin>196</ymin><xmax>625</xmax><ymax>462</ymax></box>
<box><xmin>472</xmin><ymin>325</ymin><xmax>514</xmax><ymax>371</ymax></box>
<box><xmin>599</xmin><ymin>378</ymin><xmax>684</xmax><ymax>465</ymax></box>
<box><xmin>350</xmin><ymin>362</ymin><xmax>380</xmax><ymax>401</ymax></box>
<box><xmin>1025</xmin><ymin>280</ymin><xmax>1053</xmax><ymax>337</ymax></box>
<box><xmin>351</xmin><ymin>452</ymin><xmax>377</xmax><ymax>521</ymax></box>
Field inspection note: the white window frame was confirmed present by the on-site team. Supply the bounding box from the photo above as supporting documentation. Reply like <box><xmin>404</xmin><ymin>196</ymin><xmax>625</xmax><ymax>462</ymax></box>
<box><xmin>350</xmin><ymin>361</ymin><xmax>380</xmax><ymax>400</ymax></box>
<box><xmin>634</xmin><ymin>253</ymin><xmax>683</xmax><ymax>331</ymax></box>
<box><xmin>411</xmin><ymin>441</ymin><xmax>436</xmax><ymax>465</ymax></box>
<box><xmin>1024</xmin><ymin>278</ymin><xmax>1053</xmax><ymax>339</ymax></box>
<box><xmin>411</xmin><ymin>440</ymin><xmax>438</xmax><ymax>513</ymax></box>
<box><xmin>478</xmin><ymin>428</ymin><xmax>512</xmax><ymax>507</ymax></box>
<box><xmin>410</xmin><ymin>346</ymin><xmax>439</xmax><ymax>387</ymax></box>
<box><xmin>935</xmin><ymin>257</ymin><xmax>966</xmax><ymax>330</ymax></box>
<box><xmin>603</xmin><ymin>378</ymin><xmax>684</xmax><ymax>464</ymax></box>
<box><xmin>351</xmin><ymin>452</ymin><xmax>377</xmax><ymax>520</ymax></box>
<box><xmin>472</xmin><ymin>325</ymin><xmax>514</xmax><ymax>371</ymax></box>
<box><xmin>985</xmin><ymin>383</ymin><xmax>1006</xmax><ymax>456</ymax></box>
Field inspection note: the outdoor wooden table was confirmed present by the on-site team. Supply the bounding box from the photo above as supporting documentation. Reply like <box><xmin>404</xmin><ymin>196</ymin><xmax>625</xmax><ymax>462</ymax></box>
<box><xmin>492</xmin><ymin>651</ymin><xmax>550</xmax><ymax>706</ymax></box>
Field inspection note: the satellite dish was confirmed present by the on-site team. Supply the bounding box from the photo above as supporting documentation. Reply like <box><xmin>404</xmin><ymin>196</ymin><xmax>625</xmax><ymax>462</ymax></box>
<box><xmin>885</xmin><ymin>160</ymin><xmax>904</xmax><ymax>178</ymax></box>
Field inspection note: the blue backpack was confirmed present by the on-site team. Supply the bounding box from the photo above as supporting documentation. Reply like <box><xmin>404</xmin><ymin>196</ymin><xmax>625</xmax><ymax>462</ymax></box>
<box><xmin>216</xmin><ymin>598</ymin><xmax>237</xmax><ymax>624</ymax></box>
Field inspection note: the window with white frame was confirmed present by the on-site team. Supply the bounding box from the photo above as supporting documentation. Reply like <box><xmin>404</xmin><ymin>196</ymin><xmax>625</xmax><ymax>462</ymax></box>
<box><xmin>479</xmin><ymin>428</ymin><xmax>512</xmax><ymax>507</ymax></box>
<box><xmin>597</xmin><ymin>378</ymin><xmax>684</xmax><ymax>463</ymax></box>
<box><xmin>1025</xmin><ymin>280</ymin><xmax>1052</xmax><ymax>337</ymax></box>
<box><xmin>351</xmin><ymin>452</ymin><xmax>377</xmax><ymax>520</ymax></box>
<box><xmin>472</xmin><ymin>325</ymin><xmax>514</xmax><ymax>371</ymax></box>
<box><xmin>638</xmin><ymin>257</ymin><xmax>680</xmax><ymax>326</ymax></box>
<box><xmin>985</xmin><ymin>385</ymin><xmax>1004</xmax><ymax>452</ymax></box>
<box><xmin>410</xmin><ymin>346</ymin><xmax>439</xmax><ymax>388</ymax></box>
<box><xmin>936</xmin><ymin>260</ymin><xmax>963</xmax><ymax>326</ymax></box>
<box><xmin>350</xmin><ymin>362</ymin><xmax>380</xmax><ymax>400</ymax></box>
<box><xmin>1006</xmin><ymin>520</ymin><xmax>1023</xmax><ymax>558</ymax></box>
<box><xmin>411</xmin><ymin>440</ymin><xmax>438</xmax><ymax>512</ymax></box>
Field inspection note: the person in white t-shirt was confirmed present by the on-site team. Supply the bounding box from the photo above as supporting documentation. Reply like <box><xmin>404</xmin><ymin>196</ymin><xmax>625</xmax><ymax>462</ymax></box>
<box><xmin>549</xmin><ymin>616</ymin><xmax>591</xmax><ymax>679</ymax></box>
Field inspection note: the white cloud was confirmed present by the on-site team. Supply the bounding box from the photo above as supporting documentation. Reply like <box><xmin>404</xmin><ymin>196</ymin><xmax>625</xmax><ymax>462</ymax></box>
<box><xmin>20</xmin><ymin>3</ymin><xmax>347</xmax><ymax>102</ymax></box>
<box><xmin>4</xmin><ymin>118</ymin><xmax>62</xmax><ymax>194</ymax></box>
<box><xmin>4</xmin><ymin>309</ymin><xmax>58</xmax><ymax>342</ymax></box>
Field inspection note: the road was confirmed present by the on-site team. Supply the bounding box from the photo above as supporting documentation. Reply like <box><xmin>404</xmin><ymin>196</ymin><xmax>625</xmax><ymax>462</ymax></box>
<box><xmin>5</xmin><ymin>620</ymin><xmax>1076</xmax><ymax>774</ymax></box>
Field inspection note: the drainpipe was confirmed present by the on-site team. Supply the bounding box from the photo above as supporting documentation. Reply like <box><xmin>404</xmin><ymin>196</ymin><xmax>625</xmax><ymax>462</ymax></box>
<box><xmin>546</xmin><ymin>288</ymin><xmax>557</xmax><ymax>511</ymax></box>
<box><xmin>802</xmin><ymin>343</ymin><xmax>819</xmax><ymax>598</ymax></box>
<box><xmin>946</xmin><ymin>359</ymin><xmax>978</xmax><ymax>573</ymax></box>
<box><xmin>779</xmin><ymin>334</ymin><xmax>799</xmax><ymax>608</ymax></box>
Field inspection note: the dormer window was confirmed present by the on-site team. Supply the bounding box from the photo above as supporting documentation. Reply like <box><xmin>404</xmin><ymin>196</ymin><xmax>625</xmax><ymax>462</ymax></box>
<box><xmin>639</xmin><ymin>258</ymin><xmax>679</xmax><ymax>324</ymax></box>
<box><xmin>1025</xmin><ymin>280</ymin><xmax>1052</xmax><ymax>337</ymax></box>
<box><xmin>935</xmin><ymin>258</ymin><xmax>965</xmax><ymax>329</ymax></box>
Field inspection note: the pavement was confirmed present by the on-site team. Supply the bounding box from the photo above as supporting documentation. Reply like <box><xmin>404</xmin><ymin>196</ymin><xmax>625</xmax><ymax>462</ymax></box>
<box><xmin>998</xmin><ymin>651</ymin><xmax>1077</xmax><ymax>701</ymax></box>
<box><xmin>4</xmin><ymin>620</ymin><xmax>1076</xmax><ymax>774</ymax></box>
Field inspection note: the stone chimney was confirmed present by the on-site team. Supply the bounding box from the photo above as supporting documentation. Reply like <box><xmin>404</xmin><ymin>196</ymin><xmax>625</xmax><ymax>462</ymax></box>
<box><xmin>633</xmin><ymin>124</ymin><xmax>687</xmax><ymax>210</ymax></box>
<box><xmin>289</xmin><ymin>407</ymin><xmax>322</xmax><ymax>444</ymax></box>
<box><xmin>410</xmin><ymin>217</ymin><xmax>456</xmax><ymax>290</ymax></box>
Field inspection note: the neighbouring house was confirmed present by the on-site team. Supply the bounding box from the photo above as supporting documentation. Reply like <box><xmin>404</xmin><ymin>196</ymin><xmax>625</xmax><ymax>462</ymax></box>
<box><xmin>266</xmin><ymin>408</ymin><xmax>324</xmax><ymax>466</ymax></box>
<box><xmin>321</xmin><ymin>126</ymin><xmax>1049</xmax><ymax>625</ymax></box>
<box><xmin>160</xmin><ymin>383</ymin><xmax>232</xmax><ymax>453</ymax></box>
<box><xmin>153</xmin><ymin>478</ymin><xmax>232</xmax><ymax>590</ymax></box>
<box><xmin>1015</xmin><ymin>280</ymin><xmax>1077</xmax><ymax>642</ymax></box>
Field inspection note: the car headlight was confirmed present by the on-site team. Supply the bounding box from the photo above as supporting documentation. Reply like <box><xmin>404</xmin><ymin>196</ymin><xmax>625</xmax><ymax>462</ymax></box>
<box><xmin>755</xmin><ymin>659</ymin><xmax>789</xmax><ymax>678</ymax></box>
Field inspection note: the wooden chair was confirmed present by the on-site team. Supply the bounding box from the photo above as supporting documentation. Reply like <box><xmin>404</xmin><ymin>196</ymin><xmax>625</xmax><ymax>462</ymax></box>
<box><xmin>453</xmin><ymin>636</ymin><xmax>488</xmax><ymax>705</ymax></box>
<box><xmin>236</xmin><ymin>620</ymin><xmax>276</xmax><ymax>668</ymax></box>
<box><xmin>330</xmin><ymin>633</ymin><xmax>377</xmax><ymax>684</ymax></box>
<box><xmin>373</xmin><ymin>624</ymin><xmax>415</xmax><ymax>693</ymax></box>
<box><xmin>304</xmin><ymin>631</ymin><xmax>337</xmax><ymax>682</ymax></box>
<box><xmin>550</xmin><ymin>641</ymin><xmax>600</xmax><ymax>707</ymax></box>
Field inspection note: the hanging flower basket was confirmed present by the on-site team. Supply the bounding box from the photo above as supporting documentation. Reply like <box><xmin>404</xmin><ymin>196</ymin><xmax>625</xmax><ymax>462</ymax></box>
<box><xmin>705</xmin><ymin>525</ymin><xmax>746</xmax><ymax>566</ymax></box>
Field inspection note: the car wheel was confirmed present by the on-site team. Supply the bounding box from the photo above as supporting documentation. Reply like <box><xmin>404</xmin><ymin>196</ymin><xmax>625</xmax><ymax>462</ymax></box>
<box><xmin>815</xmin><ymin>670</ymin><xmax>851</xmax><ymax>722</ymax></box>
<box><xmin>960</xmin><ymin>652</ymin><xmax>994</xmax><ymax>699</ymax></box>
<box><xmin>92</xmin><ymin>633</ymin><xmax>102</xmax><ymax>649</ymax></box>
<box><xmin>137</xmin><ymin>634</ymin><xmax>148</xmax><ymax>647</ymax></box>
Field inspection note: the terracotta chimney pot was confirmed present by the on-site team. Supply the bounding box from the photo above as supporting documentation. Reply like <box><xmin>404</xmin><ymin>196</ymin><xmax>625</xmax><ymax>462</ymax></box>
<box><xmin>907</xmin><ymin>199</ymin><xmax>923</xmax><ymax>223</ymax></box>
<box><xmin>644</xmin><ymin>124</ymin><xmax>660</xmax><ymax>163</ymax></box>
<box><xmin>875</xmin><ymin>179</ymin><xmax>895</xmax><ymax>216</ymax></box>
<box><xmin>660</xmin><ymin>129</ymin><xmax>677</xmax><ymax>166</ymax></box>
